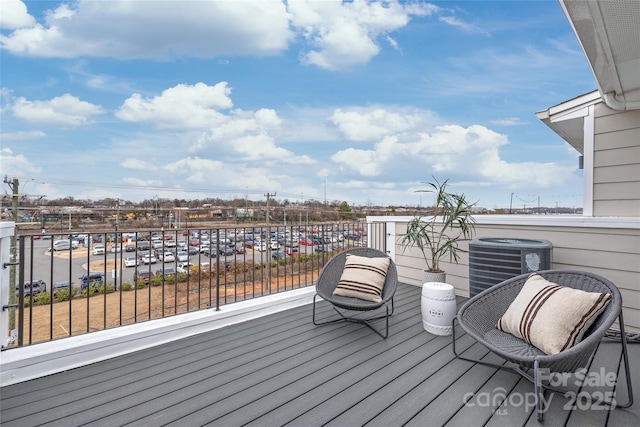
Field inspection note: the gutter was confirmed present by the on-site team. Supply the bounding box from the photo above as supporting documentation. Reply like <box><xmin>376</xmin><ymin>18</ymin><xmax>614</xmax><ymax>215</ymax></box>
<box><xmin>603</xmin><ymin>92</ymin><xmax>627</xmax><ymax>111</ymax></box>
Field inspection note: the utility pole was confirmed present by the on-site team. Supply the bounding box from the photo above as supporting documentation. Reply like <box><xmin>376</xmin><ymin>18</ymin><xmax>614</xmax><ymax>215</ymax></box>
<box><xmin>509</xmin><ymin>192</ymin><xmax>514</xmax><ymax>214</ymax></box>
<box><xmin>264</xmin><ymin>192</ymin><xmax>276</xmax><ymax>293</ymax></box>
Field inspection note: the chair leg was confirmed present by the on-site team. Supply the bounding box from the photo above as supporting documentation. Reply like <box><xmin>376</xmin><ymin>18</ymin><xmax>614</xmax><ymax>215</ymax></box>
<box><xmin>534</xmin><ymin>359</ymin><xmax>544</xmax><ymax>422</ymax></box>
<box><xmin>615</xmin><ymin>311</ymin><xmax>634</xmax><ymax>409</ymax></box>
<box><xmin>451</xmin><ymin>316</ymin><xmax>508</xmax><ymax>371</ymax></box>
<box><xmin>312</xmin><ymin>294</ymin><xmax>392</xmax><ymax>338</ymax></box>
<box><xmin>530</xmin><ymin>312</ymin><xmax>635</xmax><ymax>411</ymax></box>
<box><xmin>312</xmin><ymin>294</ymin><xmax>344</xmax><ymax>326</ymax></box>
<box><xmin>361</xmin><ymin>300</ymin><xmax>391</xmax><ymax>339</ymax></box>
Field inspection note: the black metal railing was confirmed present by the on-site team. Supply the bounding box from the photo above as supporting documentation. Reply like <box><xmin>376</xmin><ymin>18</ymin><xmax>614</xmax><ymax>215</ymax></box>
<box><xmin>6</xmin><ymin>222</ymin><xmax>374</xmax><ymax>347</ymax></box>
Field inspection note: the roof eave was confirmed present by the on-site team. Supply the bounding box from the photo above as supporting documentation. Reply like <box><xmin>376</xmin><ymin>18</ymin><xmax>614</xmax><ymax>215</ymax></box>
<box><xmin>535</xmin><ymin>90</ymin><xmax>601</xmax><ymax>154</ymax></box>
<box><xmin>558</xmin><ymin>0</ymin><xmax>640</xmax><ymax>111</ymax></box>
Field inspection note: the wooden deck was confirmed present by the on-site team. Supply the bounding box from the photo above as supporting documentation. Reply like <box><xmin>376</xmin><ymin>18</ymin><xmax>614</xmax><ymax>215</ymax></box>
<box><xmin>1</xmin><ymin>284</ymin><xmax>638</xmax><ymax>426</ymax></box>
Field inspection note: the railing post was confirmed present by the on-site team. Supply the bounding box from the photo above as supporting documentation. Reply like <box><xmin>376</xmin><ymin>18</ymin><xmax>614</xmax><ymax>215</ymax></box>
<box><xmin>0</xmin><ymin>221</ymin><xmax>16</xmax><ymax>349</ymax></box>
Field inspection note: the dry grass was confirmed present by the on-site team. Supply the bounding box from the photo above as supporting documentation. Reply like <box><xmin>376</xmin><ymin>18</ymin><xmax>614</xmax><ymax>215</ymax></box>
<box><xmin>16</xmin><ymin>268</ymin><xmax>319</xmax><ymax>345</ymax></box>
<box><xmin>14</xmin><ymin>243</ymin><xmax>339</xmax><ymax>345</ymax></box>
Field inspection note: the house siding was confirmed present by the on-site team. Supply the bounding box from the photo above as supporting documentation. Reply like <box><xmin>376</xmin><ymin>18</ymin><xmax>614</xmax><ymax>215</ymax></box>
<box><xmin>375</xmin><ymin>216</ymin><xmax>640</xmax><ymax>333</ymax></box>
<box><xmin>593</xmin><ymin>105</ymin><xmax>640</xmax><ymax>217</ymax></box>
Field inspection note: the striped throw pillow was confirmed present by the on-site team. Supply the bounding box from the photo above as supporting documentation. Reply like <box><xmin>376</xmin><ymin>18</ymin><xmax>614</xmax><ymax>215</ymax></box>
<box><xmin>332</xmin><ymin>254</ymin><xmax>390</xmax><ymax>303</ymax></box>
<box><xmin>497</xmin><ymin>273</ymin><xmax>611</xmax><ymax>355</ymax></box>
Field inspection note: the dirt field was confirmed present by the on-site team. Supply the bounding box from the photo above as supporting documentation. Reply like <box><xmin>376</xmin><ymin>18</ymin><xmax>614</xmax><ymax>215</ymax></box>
<box><xmin>12</xmin><ymin>243</ymin><xmax>333</xmax><ymax>345</ymax></box>
<box><xmin>15</xmin><ymin>268</ymin><xmax>318</xmax><ymax>345</ymax></box>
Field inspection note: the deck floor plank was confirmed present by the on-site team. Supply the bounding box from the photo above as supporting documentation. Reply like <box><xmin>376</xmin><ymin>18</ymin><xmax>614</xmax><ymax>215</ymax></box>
<box><xmin>1</xmin><ymin>284</ymin><xmax>637</xmax><ymax>427</ymax></box>
<box><xmin>406</xmin><ymin>353</ymin><xmax>511</xmax><ymax>427</ymax></box>
<box><xmin>161</xmin><ymin>295</ymin><xmax>423</xmax><ymax>426</ymax></box>
<box><xmin>244</xmin><ymin>323</ymin><xmax>447</xmax><ymax>426</ymax></box>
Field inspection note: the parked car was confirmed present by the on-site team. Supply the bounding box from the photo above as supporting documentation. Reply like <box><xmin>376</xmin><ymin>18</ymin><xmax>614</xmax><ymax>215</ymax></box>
<box><xmin>155</xmin><ymin>267</ymin><xmax>176</xmax><ymax>277</ymax></box>
<box><xmin>285</xmin><ymin>239</ymin><xmax>299</xmax><ymax>248</ymax></box>
<box><xmin>110</xmin><ymin>245</ymin><xmax>122</xmax><ymax>253</ymax></box>
<box><xmin>187</xmin><ymin>246</ymin><xmax>199</xmax><ymax>255</ymax></box>
<box><xmin>16</xmin><ymin>280</ymin><xmax>47</xmax><ymax>297</ymax></box>
<box><xmin>133</xmin><ymin>270</ymin><xmax>152</xmax><ymax>284</ymax></box>
<box><xmin>256</xmin><ymin>242</ymin><xmax>267</xmax><ymax>252</ymax></box>
<box><xmin>219</xmin><ymin>245</ymin><xmax>234</xmax><ymax>256</ymax></box>
<box><xmin>142</xmin><ymin>253</ymin><xmax>157</xmax><ymax>264</ymax></box>
<box><xmin>79</xmin><ymin>272</ymin><xmax>104</xmax><ymax>289</ymax></box>
<box><xmin>124</xmin><ymin>256</ymin><xmax>139</xmax><ymax>267</ymax></box>
<box><xmin>138</xmin><ymin>241</ymin><xmax>150</xmax><ymax>251</ymax></box>
<box><xmin>177</xmin><ymin>262</ymin><xmax>194</xmax><ymax>274</ymax></box>
<box><xmin>165</xmin><ymin>240</ymin><xmax>176</xmax><ymax>248</ymax></box>
<box><xmin>162</xmin><ymin>252</ymin><xmax>175</xmax><ymax>263</ymax></box>
<box><xmin>235</xmin><ymin>245</ymin><xmax>245</xmax><ymax>254</ymax></box>
<box><xmin>52</xmin><ymin>239</ymin><xmax>78</xmax><ymax>251</ymax></box>
<box><xmin>300</xmin><ymin>237</ymin><xmax>313</xmax><ymax>246</ymax></box>
<box><xmin>92</xmin><ymin>244</ymin><xmax>105</xmax><ymax>255</ymax></box>
<box><xmin>176</xmin><ymin>251</ymin><xmax>189</xmax><ymax>262</ymax></box>
<box><xmin>52</xmin><ymin>281</ymin><xmax>74</xmax><ymax>297</ymax></box>
<box><xmin>272</xmin><ymin>251</ymin><xmax>288</xmax><ymax>260</ymax></box>
<box><xmin>201</xmin><ymin>247</ymin><xmax>217</xmax><ymax>258</ymax></box>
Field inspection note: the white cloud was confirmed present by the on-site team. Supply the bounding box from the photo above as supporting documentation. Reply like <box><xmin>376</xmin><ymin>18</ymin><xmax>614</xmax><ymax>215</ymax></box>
<box><xmin>0</xmin><ymin>130</ymin><xmax>46</xmax><ymax>141</ymax></box>
<box><xmin>0</xmin><ymin>147</ymin><xmax>42</xmax><ymax>175</ymax></box>
<box><xmin>193</xmin><ymin>109</ymin><xmax>314</xmax><ymax>165</ymax></box>
<box><xmin>1</xmin><ymin>1</ymin><xmax>449</xmax><ymax>72</ymax></box>
<box><xmin>0</xmin><ymin>0</ymin><xmax>35</xmax><ymax>30</ymax></box>
<box><xmin>330</xmin><ymin>107</ymin><xmax>435</xmax><ymax>141</ymax></box>
<box><xmin>116</xmin><ymin>82</ymin><xmax>233</xmax><ymax>129</ymax></box>
<box><xmin>439</xmin><ymin>16</ymin><xmax>490</xmax><ymax>36</ymax></box>
<box><xmin>329</xmin><ymin>117</ymin><xmax>574</xmax><ymax>189</ymax></box>
<box><xmin>120</xmin><ymin>159</ymin><xmax>154</xmax><ymax>171</ymax></box>
<box><xmin>0</xmin><ymin>1</ymin><xmax>292</xmax><ymax>59</ymax></box>
<box><xmin>199</xmin><ymin>127</ymin><xmax>315</xmax><ymax>165</ymax></box>
<box><xmin>163</xmin><ymin>157</ymin><xmax>226</xmax><ymax>184</ymax></box>
<box><xmin>289</xmin><ymin>0</ymin><xmax>439</xmax><ymax>70</ymax></box>
<box><xmin>490</xmin><ymin>117</ymin><xmax>528</xmax><ymax>126</ymax></box>
<box><xmin>10</xmin><ymin>94</ymin><xmax>104</xmax><ymax>127</ymax></box>
<box><xmin>161</xmin><ymin>157</ymin><xmax>294</xmax><ymax>192</ymax></box>
<box><xmin>121</xmin><ymin>177</ymin><xmax>163</xmax><ymax>187</ymax></box>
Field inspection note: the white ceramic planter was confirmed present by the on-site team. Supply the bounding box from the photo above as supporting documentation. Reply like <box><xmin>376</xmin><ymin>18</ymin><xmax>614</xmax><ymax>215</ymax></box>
<box><xmin>421</xmin><ymin>281</ymin><xmax>457</xmax><ymax>336</ymax></box>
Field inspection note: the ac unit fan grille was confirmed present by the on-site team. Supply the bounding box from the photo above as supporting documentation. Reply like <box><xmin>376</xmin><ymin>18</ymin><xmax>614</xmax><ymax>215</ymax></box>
<box><xmin>468</xmin><ymin>238</ymin><xmax>552</xmax><ymax>297</ymax></box>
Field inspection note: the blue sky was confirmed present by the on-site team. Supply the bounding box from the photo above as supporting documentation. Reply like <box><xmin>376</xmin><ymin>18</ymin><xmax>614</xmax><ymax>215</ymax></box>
<box><xmin>1</xmin><ymin>0</ymin><xmax>596</xmax><ymax>210</ymax></box>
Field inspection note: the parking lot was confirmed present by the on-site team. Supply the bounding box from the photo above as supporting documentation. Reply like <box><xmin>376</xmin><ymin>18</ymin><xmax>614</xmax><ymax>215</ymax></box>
<box><xmin>17</xmin><ymin>227</ymin><xmax>366</xmax><ymax>296</ymax></box>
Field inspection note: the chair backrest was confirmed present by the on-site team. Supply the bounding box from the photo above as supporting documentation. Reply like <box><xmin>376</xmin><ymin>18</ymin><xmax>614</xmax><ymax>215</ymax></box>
<box><xmin>315</xmin><ymin>247</ymin><xmax>397</xmax><ymax>303</ymax></box>
<box><xmin>459</xmin><ymin>270</ymin><xmax>623</xmax><ymax>370</ymax></box>
<box><xmin>461</xmin><ymin>270</ymin><xmax>622</xmax><ymax>349</ymax></box>
<box><xmin>535</xmin><ymin>270</ymin><xmax>621</xmax><ymax>340</ymax></box>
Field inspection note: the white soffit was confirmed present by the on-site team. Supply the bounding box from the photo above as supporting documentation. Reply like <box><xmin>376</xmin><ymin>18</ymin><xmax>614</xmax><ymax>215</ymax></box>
<box><xmin>559</xmin><ymin>0</ymin><xmax>640</xmax><ymax>110</ymax></box>
<box><xmin>535</xmin><ymin>91</ymin><xmax>601</xmax><ymax>154</ymax></box>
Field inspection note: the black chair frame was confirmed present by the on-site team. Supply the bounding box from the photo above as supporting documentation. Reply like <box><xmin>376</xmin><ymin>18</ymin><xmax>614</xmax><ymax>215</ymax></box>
<box><xmin>312</xmin><ymin>247</ymin><xmax>397</xmax><ymax>338</ymax></box>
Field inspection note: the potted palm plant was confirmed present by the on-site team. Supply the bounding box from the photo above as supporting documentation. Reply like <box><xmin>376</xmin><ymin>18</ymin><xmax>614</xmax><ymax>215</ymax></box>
<box><xmin>399</xmin><ymin>177</ymin><xmax>476</xmax><ymax>283</ymax></box>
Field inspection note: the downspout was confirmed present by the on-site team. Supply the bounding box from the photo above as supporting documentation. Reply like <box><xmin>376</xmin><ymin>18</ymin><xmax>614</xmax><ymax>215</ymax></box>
<box><xmin>603</xmin><ymin>92</ymin><xmax>627</xmax><ymax>111</ymax></box>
